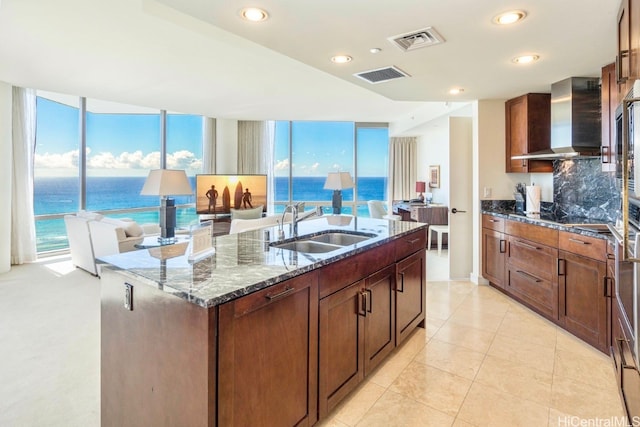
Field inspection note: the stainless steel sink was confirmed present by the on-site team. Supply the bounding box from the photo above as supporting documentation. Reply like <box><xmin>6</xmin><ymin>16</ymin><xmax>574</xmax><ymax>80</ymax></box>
<box><xmin>270</xmin><ymin>240</ymin><xmax>343</xmax><ymax>253</ymax></box>
<box><xmin>307</xmin><ymin>232</ymin><xmax>371</xmax><ymax>246</ymax></box>
<box><xmin>270</xmin><ymin>230</ymin><xmax>376</xmax><ymax>253</ymax></box>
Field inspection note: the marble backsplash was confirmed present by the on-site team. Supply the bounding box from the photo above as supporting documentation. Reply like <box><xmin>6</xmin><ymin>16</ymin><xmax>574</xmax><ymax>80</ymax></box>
<box><xmin>483</xmin><ymin>158</ymin><xmax>620</xmax><ymax>222</ymax></box>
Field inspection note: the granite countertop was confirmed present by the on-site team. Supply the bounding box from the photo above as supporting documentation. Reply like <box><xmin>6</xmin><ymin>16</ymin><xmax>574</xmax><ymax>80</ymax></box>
<box><xmin>99</xmin><ymin>216</ymin><xmax>427</xmax><ymax>309</ymax></box>
<box><xmin>482</xmin><ymin>209</ymin><xmax>615</xmax><ymax>240</ymax></box>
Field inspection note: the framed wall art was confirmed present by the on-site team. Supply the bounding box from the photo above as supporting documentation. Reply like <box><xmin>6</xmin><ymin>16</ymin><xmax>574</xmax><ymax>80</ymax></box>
<box><xmin>429</xmin><ymin>165</ymin><xmax>440</xmax><ymax>188</ymax></box>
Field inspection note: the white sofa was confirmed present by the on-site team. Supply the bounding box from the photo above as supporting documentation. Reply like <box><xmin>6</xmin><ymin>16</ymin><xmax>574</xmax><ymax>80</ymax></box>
<box><xmin>64</xmin><ymin>212</ymin><xmax>160</xmax><ymax>275</ymax></box>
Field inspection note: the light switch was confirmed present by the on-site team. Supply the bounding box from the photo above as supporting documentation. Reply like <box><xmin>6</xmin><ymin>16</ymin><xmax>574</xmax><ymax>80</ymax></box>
<box><xmin>124</xmin><ymin>283</ymin><xmax>133</xmax><ymax>311</ymax></box>
<box><xmin>483</xmin><ymin>187</ymin><xmax>492</xmax><ymax>198</ymax></box>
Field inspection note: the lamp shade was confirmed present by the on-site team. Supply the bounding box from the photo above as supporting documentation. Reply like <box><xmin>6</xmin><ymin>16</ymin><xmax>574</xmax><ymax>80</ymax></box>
<box><xmin>323</xmin><ymin>172</ymin><xmax>354</xmax><ymax>190</ymax></box>
<box><xmin>140</xmin><ymin>169</ymin><xmax>193</xmax><ymax>196</ymax></box>
<box><xmin>415</xmin><ymin>181</ymin><xmax>426</xmax><ymax>193</ymax></box>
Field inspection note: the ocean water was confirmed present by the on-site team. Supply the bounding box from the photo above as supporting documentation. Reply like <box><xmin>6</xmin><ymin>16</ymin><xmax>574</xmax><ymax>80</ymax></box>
<box><xmin>34</xmin><ymin>176</ymin><xmax>387</xmax><ymax>252</ymax></box>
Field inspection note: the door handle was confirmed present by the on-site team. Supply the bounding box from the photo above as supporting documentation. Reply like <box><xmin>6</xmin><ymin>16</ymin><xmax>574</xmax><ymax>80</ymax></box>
<box><xmin>451</xmin><ymin>208</ymin><xmax>466</xmax><ymax>214</ymax></box>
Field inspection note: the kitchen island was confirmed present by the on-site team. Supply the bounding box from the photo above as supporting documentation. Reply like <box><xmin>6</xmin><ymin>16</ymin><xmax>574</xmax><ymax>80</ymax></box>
<box><xmin>99</xmin><ymin>216</ymin><xmax>427</xmax><ymax>426</ymax></box>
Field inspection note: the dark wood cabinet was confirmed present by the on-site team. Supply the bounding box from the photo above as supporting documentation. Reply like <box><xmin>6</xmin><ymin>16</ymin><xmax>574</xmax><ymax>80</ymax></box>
<box><xmin>602</xmin><ymin>62</ymin><xmax>618</xmax><ymax>172</ymax></box>
<box><xmin>558</xmin><ymin>231</ymin><xmax>610</xmax><ymax>353</ymax></box>
<box><xmin>617</xmin><ymin>0</ymin><xmax>640</xmax><ymax>95</ymax></box>
<box><xmin>558</xmin><ymin>250</ymin><xmax>608</xmax><ymax>352</ymax></box>
<box><xmin>395</xmin><ymin>250</ymin><xmax>426</xmax><ymax>346</ymax></box>
<box><xmin>505</xmin><ymin>93</ymin><xmax>553</xmax><ymax>173</ymax></box>
<box><xmin>218</xmin><ymin>271</ymin><xmax>319</xmax><ymax>427</ymax></box>
<box><xmin>482</xmin><ymin>216</ymin><xmax>507</xmax><ymax>290</ymax></box>
<box><xmin>318</xmin><ymin>265</ymin><xmax>395</xmax><ymax>418</ymax></box>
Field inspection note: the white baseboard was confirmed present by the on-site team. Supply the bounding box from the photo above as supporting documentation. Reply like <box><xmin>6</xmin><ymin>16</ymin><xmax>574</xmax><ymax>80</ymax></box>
<box><xmin>469</xmin><ymin>272</ymin><xmax>489</xmax><ymax>285</ymax></box>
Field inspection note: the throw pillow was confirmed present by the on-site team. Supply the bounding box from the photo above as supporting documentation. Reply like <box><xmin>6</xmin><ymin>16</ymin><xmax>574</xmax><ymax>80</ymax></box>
<box><xmin>230</xmin><ymin>205</ymin><xmax>264</xmax><ymax>220</ymax></box>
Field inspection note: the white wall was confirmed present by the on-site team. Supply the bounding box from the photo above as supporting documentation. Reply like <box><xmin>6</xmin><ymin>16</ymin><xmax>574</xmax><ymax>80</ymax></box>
<box><xmin>0</xmin><ymin>82</ymin><xmax>12</xmax><ymax>273</ymax></box>
<box><xmin>415</xmin><ymin>115</ymin><xmax>450</xmax><ymax>206</ymax></box>
<box><xmin>215</xmin><ymin>119</ymin><xmax>238</xmax><ymax>173</ymax></box>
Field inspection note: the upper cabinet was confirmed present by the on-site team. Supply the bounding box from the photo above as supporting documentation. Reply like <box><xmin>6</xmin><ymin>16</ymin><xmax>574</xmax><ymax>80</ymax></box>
<box><xmin>602</xmin><ymin>62</ymin><xmax>618</xmax><ymax>172</ymax></box>
<box><xmin>505</xmin><ymin>93</ymin><xmax>553</xmax><ymax>173</ymax></box>
<box><xmin>618</xmin><ymin>0</ymin><xmax>640</xmax><ymax>96</ymax></box>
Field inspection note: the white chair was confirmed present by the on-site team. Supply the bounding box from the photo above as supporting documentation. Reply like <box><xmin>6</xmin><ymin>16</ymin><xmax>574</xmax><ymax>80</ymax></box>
<box><xmin>367</xmin><ymin>200</ymin><xmax>401</xmax><ymax>220</ymax></box>
<box><xmin>428</xmin><ymin>224</ymin><xmax>449</xmax><ymax>256</ymax></box>
<box><xmin>64</xmin><ymin>213</ymin><xmax>99</xmax><ymax>275</ymax></box>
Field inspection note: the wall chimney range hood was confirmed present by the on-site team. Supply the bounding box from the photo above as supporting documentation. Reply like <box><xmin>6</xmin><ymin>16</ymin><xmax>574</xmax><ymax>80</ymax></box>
<box><xmin>511</xmin><ymin>77</ymin><xmax>601</xmax><ymax>161</ymax></box>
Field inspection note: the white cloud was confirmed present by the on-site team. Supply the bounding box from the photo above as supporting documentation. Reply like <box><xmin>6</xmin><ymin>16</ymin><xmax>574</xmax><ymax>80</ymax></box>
<box><xmin>310</xmin><ymin>162</ymin><xmax>320</xmax><ymax>173</ymax></box>
<box><xmin>275</xmin><ymin>158</ymin><xmax>289</xmax><ymax>170</ymax></box>
<box><xmin>35</xmin><ymin>149</ymin><xmax>202</xmax><ymax>175</ymax></box>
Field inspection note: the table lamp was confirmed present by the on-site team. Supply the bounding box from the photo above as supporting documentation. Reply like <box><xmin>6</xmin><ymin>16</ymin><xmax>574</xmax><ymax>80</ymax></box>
<box><xmin>324</xmin><ymin>172</ymin><xmax>354</xmax><ymax>214</ymax></box>
<box><xmin>141</xmin><ymin>169</ymin><xmax>193</xmax><ymax>243</ymax></box>
<box><xmin>416</xmin><ymin>181</ymin><xmax>426</xmax><ymax>202</ymax></box>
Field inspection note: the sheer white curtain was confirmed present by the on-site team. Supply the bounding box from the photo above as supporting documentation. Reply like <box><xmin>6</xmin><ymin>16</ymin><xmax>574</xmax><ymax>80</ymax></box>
<box><xmin>202</xmin><ymin>117</ymin><xmax>216</xmax><ymax>173</ymax></box>
<box><xmin>11</xmin><ymin>86</ymin><xmax>37</xmax><ymax>264</ymax></box>
<box><xmin>388</xmin><ymin>136</ymin><xmax>417</xmax><ymax>203</ymax></box>
<box><xmin>237</xmin><ymin>120</ymin><xmax>275</xmax><ymax>213</ymax></box>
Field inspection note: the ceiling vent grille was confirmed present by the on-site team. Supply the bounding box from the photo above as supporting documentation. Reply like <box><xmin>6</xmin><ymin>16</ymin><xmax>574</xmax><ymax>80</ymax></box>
<box><xmin>353</xmin><ymin>66</ymin><xmax>410</xmax><ymax>84</ymax></box>
<box><xmin>388</xmin><ymin>27</ymin><xmax>445</xmax><ymax>52</ymax></box>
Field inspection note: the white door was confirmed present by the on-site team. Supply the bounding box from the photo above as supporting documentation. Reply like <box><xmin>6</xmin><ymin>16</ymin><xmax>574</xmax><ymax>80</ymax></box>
<box><xmin>448</xmin><ymin>117</ymin><xmax>473</xmax><ymax>279</ymax></box>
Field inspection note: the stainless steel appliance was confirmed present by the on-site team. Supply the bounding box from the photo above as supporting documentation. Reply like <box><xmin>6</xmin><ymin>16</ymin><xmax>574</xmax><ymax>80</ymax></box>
<box><xmin>613</xmin><ymin>79</ymin><xmax>640</xmax><ymax>421</ymax></box>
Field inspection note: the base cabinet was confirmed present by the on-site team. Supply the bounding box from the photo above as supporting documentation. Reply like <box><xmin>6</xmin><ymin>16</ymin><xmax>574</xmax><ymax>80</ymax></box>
<box><xmin>396</xmin><ymin>250</ymin><xmax>426</xmax><ymax>345</ymax></box>
<box><xmin>558</xmin><ymin>250</ymin><xmax>608</xmax><ymax>352</ymax></box>
<box><xmin>318</xmin><ymin>265</ymin><xmax>396</xmax><ymax>417</ymax></box>
<box><xmin>218</xmin><ymin>272</ymin><xmax>319</xmax><ymax>427</ymax></box>
<box><xmin>482</xmin><ymin>228</ymin><xmax>506</xmax><ymax>288</ymax></box>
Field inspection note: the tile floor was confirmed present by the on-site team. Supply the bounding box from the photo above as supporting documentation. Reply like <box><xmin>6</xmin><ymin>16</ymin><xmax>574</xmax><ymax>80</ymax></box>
<box><xmin>317</xmin><ymin>251</ymin><xmax>626</xmax><ymax>427</ymax></box>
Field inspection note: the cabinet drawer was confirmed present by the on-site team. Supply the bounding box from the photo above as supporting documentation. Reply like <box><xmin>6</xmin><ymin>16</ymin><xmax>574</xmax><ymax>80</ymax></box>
<box><xmin>395</xmin><ymin>229</ymin><xmax>427</xmax><ymax>261</ymax></box>
<box><xmin>233</xmin><ymin>271</ymin><xmax>318</xmax><ymax>317</ymax></box>
<box><xmin>482</xmin><ymin>214</ymin><xmax>505</xmax><ymax>233</ymax></box>
<box><xmin>507</xmin><ymin>236</ymin><xmax>558</xmax><ymax>283</ymax></box>
<box><xmin>506</xmin><ymin>266</ymin><xmax>558</xmax><ymax>319</ymax></box>
<box><xmin>319</xmin><ymin>242</ymin><xmax>394</xmax><ymax>299</ymax></box>
<box><xmin>505</xmin><ymin>220</ymin><xmax>558</xmax><ymax>247</ymax></box>
<box><xmin>558</xmin><ymin>231</ymin><xmax>607</xmax><ymax>261</ymax></box>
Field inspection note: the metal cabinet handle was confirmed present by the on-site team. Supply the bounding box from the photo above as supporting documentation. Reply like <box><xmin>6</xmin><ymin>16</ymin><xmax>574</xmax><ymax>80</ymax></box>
<box><xmin>358</xmin><ymin>291</ymin><xmax>367</xmax><ymax>317</ymax></box>
<box><xmin>514</xmin><ymin>240</ymin><xmax>540</xmax><ymax>250</ymax></box>
<box><xmin>407</xmin><ymin>238</ymin><xmax>421</xmax><ymax>244</ymax></box>
<box><xmin>601</xmin><ymin>146</ymin><xmax>610</xmax><ymax>164</ymax></box>
<box><xmin>557</xmin><ymin>259</ymin><xmax>565</xmax><ymax>276</ymax></box>
<box><xmin>398</xmin><ymin>272</ymin><xmax>405</xmax><ymax>293</ymax></box>
<box><xmin>265</xmin><ymin>286</ymin><xmax>295</xmax><ymax>301</ymax></box>
<box><xmin>617</xmin><ymin>338</ymin><xmax>637</xmax><ymax>370</ymax></box>
<box><xmin>516</xmin><ymin>270</ymin><xmax>542</xmax><ymax>283</ymax></box>
<box><xmin>489</xmin><ymin>219</ymin><xmax>500</xmax><ymax>223</ymax></box>
<box><xmin>604</xmin><ymin>277</ymin><xmax>612</xmax><ymax>298</ymax></box>
<box><xmin>499</xmin><ymin>239</ymin><xmax>506</xmax><ymax>253</ymax></box>
<box><xmin>366</xmin><ymin>289</ymin><xmax>373</xmax><ymax>313</ymax></box>
<box><xmin>568</xmin><ymin>238</ymin><xmax>590</xmax><ymax>245</ymax></box>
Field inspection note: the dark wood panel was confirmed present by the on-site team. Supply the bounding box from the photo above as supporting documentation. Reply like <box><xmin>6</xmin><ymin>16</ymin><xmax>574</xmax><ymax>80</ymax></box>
<box><xmin>505</xmin><ymin>93</ymin><xmax>552</xmax><ymax>173</ymax></box>
<box><xmin>482</xmin><ymin>214</ymin><xmax>506</xmax><ymax>233</ymax></box>
<box><xmin>506</xmin><ymin>267</ymin><xmax>558</xmax><ymax>320</ymax></box>
<box><xmin>218</xmin><ymin>271</ymin><xmax>318</xmax><ymax>427</ymax></box>
<box><xmin>507</xmin><ymin>236</ymin><xmax>558</xmax><ymax>283</ymax></box>
<box><xmin>505</xmin><ymin>220</ymin><xmax>558</xmax><ymax>247</ymax></box>
<box><xmin>318</xmin><ymin>280</ymin><xmax>365</xmax><ymax>418</ymax></box>
<box><xmin>559</xmin><ymin>251</ymin><xmax>608</xmax><ymax>353</ymax></box>
<box><xmin>364</xmin><ymin>266</ymin><xmax>396</xmax><ymax>375</ymax></box>
<box><xmin>482</xmin><ymin>228</ymin><xmax>506</xmax><ymax>288</ymax></box>
<box><xmin>395</xmin><ymin>228</ymin><xmax>427</xmax><ymax>261</ymax></box>
<box><xmin>395</xmin><ymin>250</ymin><xmax>426</xmax><ymax>346</ymax></box>
<box><xmin>101</xmin><ymin>270</ymin><xmax>215</xmax><ymax>427</ymax></box>
<box><xmin>558</xmin><ymin>231</ymin><xmax>607</xmax><ymax>261</ymax></box>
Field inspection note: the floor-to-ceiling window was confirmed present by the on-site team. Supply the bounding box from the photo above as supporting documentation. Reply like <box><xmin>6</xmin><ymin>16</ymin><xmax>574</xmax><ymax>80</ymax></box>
<box><xmin>274</xmin><ymin>121</ymin><xmax>388</xmax><ymax>216</ymax></box>
<box><xmin>34</xmin><ymin>92</ymin><xmax>203</xmax><ymax>253</ymax></box>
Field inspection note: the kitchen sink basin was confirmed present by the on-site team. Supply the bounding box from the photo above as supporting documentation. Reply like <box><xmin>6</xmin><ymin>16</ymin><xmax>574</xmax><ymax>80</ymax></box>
<box><xmin>307</xmin><ymin>232</ymin><xmax>371</xmax><ymax>246</ymax></box>
<box><xmin>270</xmin><ymin>240</ymin><xmax>343</xmax><ymax>253</ymax></box>
<box><xmin>270</xmin><ymin>230</ymin><xmax>376</xmax><ymax>254</ymax></box>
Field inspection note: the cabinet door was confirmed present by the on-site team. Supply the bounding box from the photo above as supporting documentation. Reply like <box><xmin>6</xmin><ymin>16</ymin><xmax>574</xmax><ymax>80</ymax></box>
<box><xmin>218</xmin><ymin>272</ymin><xmax>319</xmax><ymax>427</ymax></box>
<box><xmin>619</xmin><ymin>0</ymin><xmax>631</xmax><ymax>85</ymax></box>
<box><xmin>482</xmin><ymin>228</ymin><xmax>506</xmax><ymax>289</ymax></box>
<box><xmin>602</xmin><ymin>62</ymin><xmax>617</xmax><ymax>172</ymax></box>
<box><xmin>505</xmin><ymin>93</ymin><xmax>552</xmax><ymax>173</ymax></box>
<box><xmin>396</xmin><ymin>250</ymin><xmax>426</xmax><ymax>346</ymax></box>
<box><xmin>318</xmin><ymin>280</ymin><xmax>365</xmax><ymax>418</ymax></box>
<box><xmin>364</xmin><ymin>265</ymin><xmax>396</xmax><ymax>375</ymax></box>
<box><xmin>559</xmin><ymin>251</ymin><xmax>608</xmax><ymax>353</ymax></box>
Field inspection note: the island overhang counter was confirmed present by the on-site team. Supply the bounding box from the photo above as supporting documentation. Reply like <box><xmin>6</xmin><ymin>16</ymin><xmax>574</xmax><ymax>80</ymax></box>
<box><xmin>99</xmin><ymin>216</ymin><xmax>428</xmax><ymax>427</ymax></box>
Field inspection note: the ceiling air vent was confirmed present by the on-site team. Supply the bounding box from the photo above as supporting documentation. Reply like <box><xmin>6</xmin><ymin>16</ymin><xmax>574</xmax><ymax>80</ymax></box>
<box><xmin>353</xmin><ymin>66</ymin><xmax>410</xmax><ymax>84</ymax></box>
<box><xmin>388</xmin><ymin>27</ymin><xmax>445</xmax><ymax>52</ymax></box>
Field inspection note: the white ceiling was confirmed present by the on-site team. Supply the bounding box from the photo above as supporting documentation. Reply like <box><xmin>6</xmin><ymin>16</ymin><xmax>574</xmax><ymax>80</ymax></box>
<box><xmin>0</xmin><ymin>0</ymin><xmax>619</xmax><ymax>127</ymax></box>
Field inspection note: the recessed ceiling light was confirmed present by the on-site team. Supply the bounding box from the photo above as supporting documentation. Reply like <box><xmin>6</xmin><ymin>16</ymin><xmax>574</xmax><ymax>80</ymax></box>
<box><xmin>449</xmin><ymin>88</ymin><xmax>464</xmax><ymax>95</ymax></box>
<box><xmin>512</xmin><ymin>54</ymin><xmax>540</xmax><ymax>64</ymax></box>
<box><xmin>240</xmin><ymin>7</ymin><xmax>269</xmax><ymax>22</ymax></box>
<box><xmin>331</xmin><ymin>55</ymin><xmax>352</xmax><ymax>64</ymax></box>
<box><xmin>493</xmin><ymin>10</ymin><xmax>527</xmax><ymax>25</ymax></box>
<box><xmin>369</xmin><ymin>48</ymin><xmax>382</xmax><ymax>54</ymax></box>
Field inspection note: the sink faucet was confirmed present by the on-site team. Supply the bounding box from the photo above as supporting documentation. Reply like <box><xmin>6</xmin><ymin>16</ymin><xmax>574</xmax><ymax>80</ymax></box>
<box><xmin>279</xmin><ymin>203</ymin><xmax>300</xmax><ymax>239</ymax></box>
<box><xmin>278</xmin><ymin>203</ymin><xmax>323</xmax><ymax>239</ymax></box>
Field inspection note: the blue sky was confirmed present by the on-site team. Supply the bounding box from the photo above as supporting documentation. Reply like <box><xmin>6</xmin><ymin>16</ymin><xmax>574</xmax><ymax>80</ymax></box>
<box><xmin>35</xmin><ymin>96</ymin><xmax>388</xmax><ymax>178</ymax></box>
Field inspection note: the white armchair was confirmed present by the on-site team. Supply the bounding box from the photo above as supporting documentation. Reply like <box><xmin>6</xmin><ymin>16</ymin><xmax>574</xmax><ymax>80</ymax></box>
<box><xmin>64</xmin><ymin>213</ymin><xmax>99</xmax><ymax>275</ymax></box>
<box><xmin>367</xmin><ymin>200</ymin><xmax>401</xmax><ymax>220</ymax></box>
